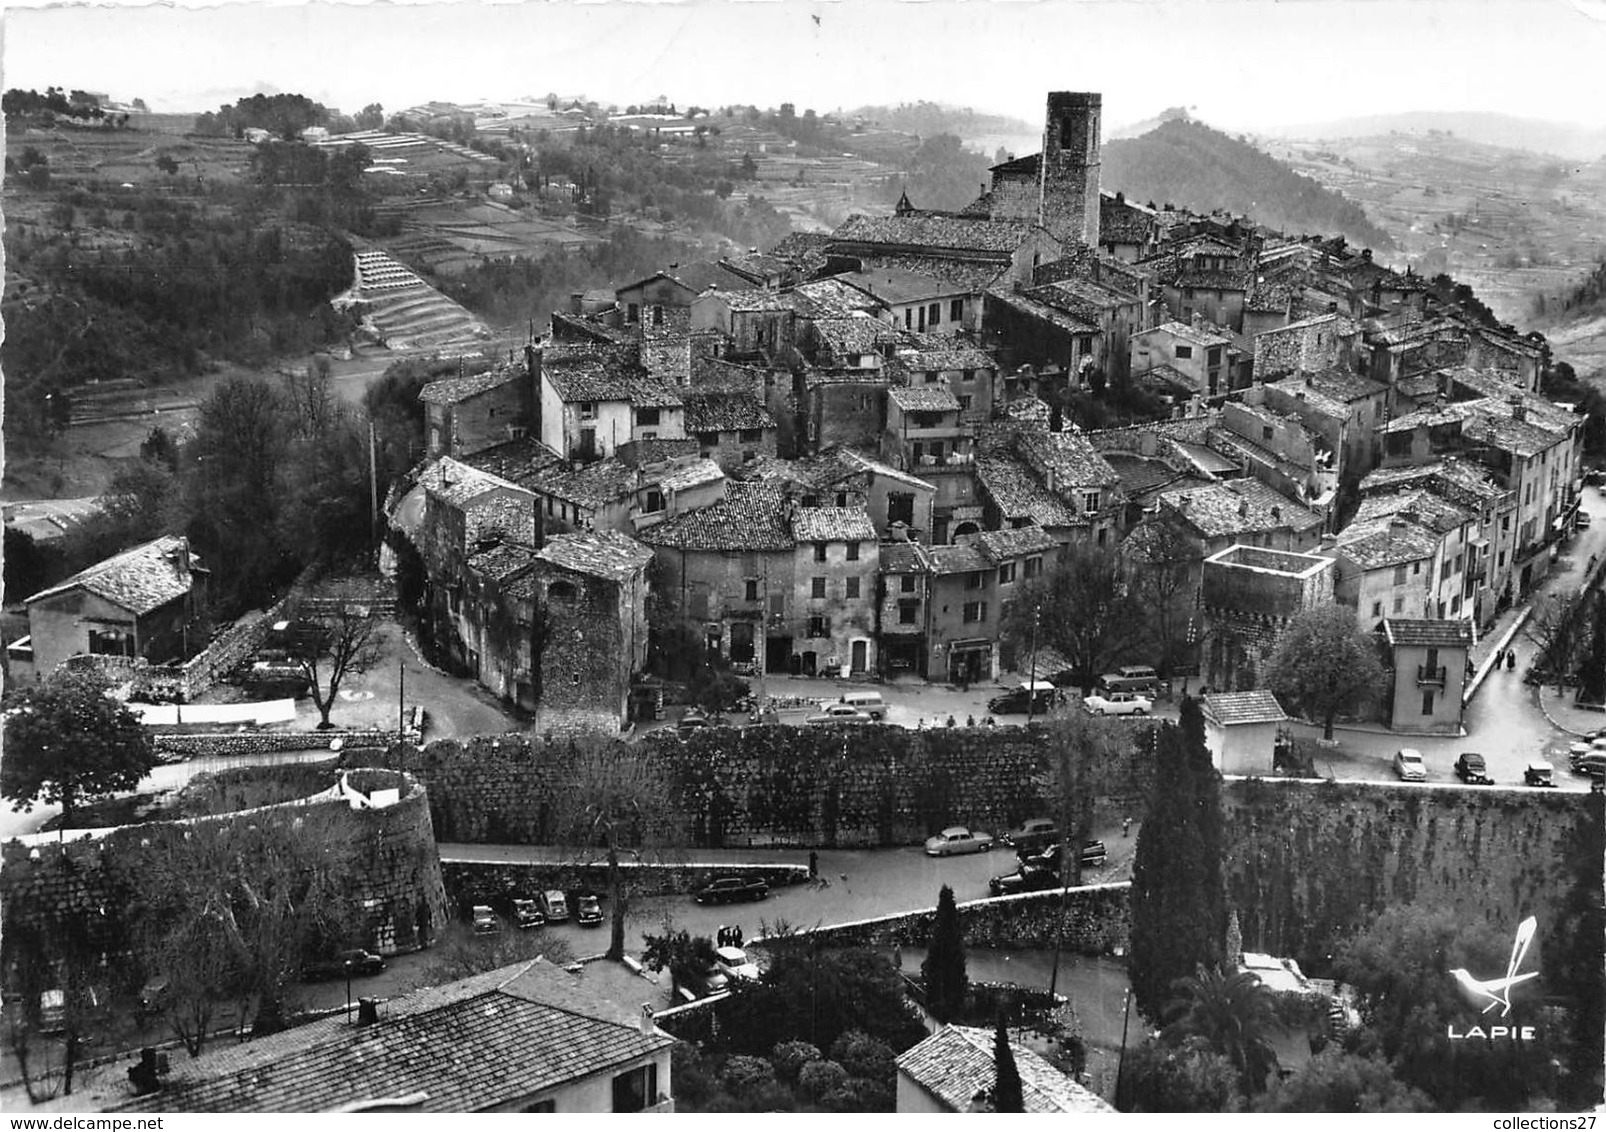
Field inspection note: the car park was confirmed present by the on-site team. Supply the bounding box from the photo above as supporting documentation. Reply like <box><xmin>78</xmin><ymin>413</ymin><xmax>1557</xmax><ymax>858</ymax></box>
<box><xmin>538</xmin><ymin>890</ymin><xmax>570</xmax><ymax>922</ymax></box>
<box><xmin>472</xmin><ymin>905</ymin><xmax>500</xmax><ymax>935</ymax></box>
<box><xmin>512</xmin><ymin>898</ymin><xmax>545</xmax><ymax>929</ymax></box>
<box><xmin>804</xmin><ymin>703</ymin><xmax>873</xmax><ymax>726</ymax></box>
<box><xmin>1393</xmin><ymin>748</ymin><xmax>1427</xmax><ymax>781</ymax></box>
<box><xmin>1454</xmin><ymin>752</ymin><xmax>1494</xmax><ymax>785</ymax></box>
<box><xmin>575</xmin><ymin>893</ymin><xmax>604</xmax><ymax>927</ymax></box>
<box><xmin>988</xmin><ymin>864</ymin><xmax>1062</xmax><ymax>896</ymax></box>
<box><xmin>305</xmin><ymin>949</ymin><xmax>387</xmax><ymax>981</ymax></box>
<box><xmin>1082</xmin><ymin>691</ymin><xmax>1152</xmax><ymax>716</ymax></box>
<box><xmin>1524</xmin><ymin>759</ymin><xmax>1557</xmax><ymax>787</ymax></box>
<box><xmin>924</xmin><ymin>826</ymin><xmax>994</xmax><ymax>856</ymax></box>
<box><xmin>714</xmin><ymin>945</ymin><xmax>761</xmax><ymax>982</ymax></box>
<box><xmin>695</xmin><ymin>876</ymin><xmax>770</xmax><ymax>905</ymax></box>
<box><xmin>1002</xmin><ymin>817</ymin><xmax>1059</xmax><ymax>854</ymax></box>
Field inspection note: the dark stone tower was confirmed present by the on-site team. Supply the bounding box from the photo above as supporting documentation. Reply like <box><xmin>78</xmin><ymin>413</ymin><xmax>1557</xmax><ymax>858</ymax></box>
<box><xmin>1039</xmin><ymin>91</ymin><xmax>1102</xmax><ymax>250</ymax></box>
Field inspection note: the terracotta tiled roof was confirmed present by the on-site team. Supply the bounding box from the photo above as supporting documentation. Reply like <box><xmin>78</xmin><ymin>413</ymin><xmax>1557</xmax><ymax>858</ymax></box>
<box><xmin>708</xmin><ymin>287</ymin><xmax>798</xmax><ymax>312</ymax></box>
<box><xmin>790</xmin><ymin>277</ymin><xmax>887</xmax><ymax>318</ymax></box>
<box><xmin>811</xmin><ymin>317</ymin><xmax>899</xmax><ymax>355</ymax></box>
<box><xmin>111</xmin><ymin>958</ymin><xmax>675</xmax><ymax>1114</ymax></box>
<box><xmin>419</xmin><ymin>457</ymin><xmax>531</xmax><ymax>509</ymax></box>
<box><xmin>541</xmin><ymin>345</ymin><xmax>682</xmax><ymax>406</ymax></box>
<box><xmin>989</xmin><ymin>153</ymin><xmax>1040</xmax><ymax>176</ymax></box>
<box><xmin>538</xmin><ymin>530</ymin><xmax>653</xmax><ymax>582</ymax></box>
<box><xmin>682</xmin><ymin>391</ymin><xmax>776</xmax><ymax>433</ymax></box>
<box><xmin>1102</xmin><ymin>452</ymin><xmax>1189</xmax><ymax>497</ymax></box>
<box><xmin>831</xmin><ymin>213</ymin><xmax>1035</xmax><ymax>255</ymax></box>
<box><xmin>975</xmin><ymin>527</ymin><xmax>1057</xmax><ymax>560</ymax></box>
<box><xmin>838</xmin><ymin>265</ymin><xmax>965</xmax><ymax>304</ymax></box>
<box><xmin>461</xmin><ymin>438</ymin><xmax>567</xmax><ymax>488</ymax></box>
<box><xmin>896</xmin><ymin>1025</ymin><xmax>1114</xmax><ymax>1114</ymax></box>
<box><xmin>1015</xmin><ymin>429</ymin><xmax>1121</xmax><ymax>489</ymax></box>
<box><xmin>1203</xmin><ymin>690</ymin><xmax>1289</xmax><ymax>726</ymax></box>
<box><xmin>985</xmin><ymin>286</ymin><xmax>1099</xmax><ymax>336</ymax></box>
<box><xmin>1354</xmin><ymin>489</ymin><xmax>1475</xmax><ymax>534</ymax></box>
<box><xmin>879</xmin><ymin>542</ymin><xmax>930</xmax><ymax>574</ymax></box>
<box><xmin>1332</xmin><ymin>515</ymin><xmax>1442</xmax><ymax>569</ymax></box>
<box><xmin>897</xmin><ymin>345</ymin><xmax>995</xmax><ymax>372</ymax></box>
<box><xmin>26</xmin><ymin>535</ymin><xmax>198</xmax><ymax>616</ymax></box>
<box><xmin>976</xmin><ymin>454</ymin><xmax>1079</xmax><ymax>527</ymax></box>
<box><xmin>791</xmin><ymin>507</ymin><xmax>877</xmax><ymax>544</ymax></box>
<box><xmin>858</xmin><ymin>255</ymin><xmax>1009</xmax><ymax>290</ymax></box>
<box><xmin>1383</xmin><ymin>618</ymin><xmax>1476</xmax><ymax>648</ymax></box>
<box><xmin>636</xmin><ymin>482</ymin><xmax>793</xmax><ymax>551</ymax></box>
<box><xmin>521</xmin><ymin>458</ymin><xmax>636</xmax><ymax>508</ymax></box>
<box><xmin>890</xmin><ymin>385</ymin><xmax>961</xmax><ymax>412</ymax></box>
<box><xmin>924</xmin><ymin>543</ymin><xmax>993</xmax><ymax>575</ymax></box>
<box><xmin>418</xmin><ymin>364</ymin><xmax>524</xmax><ymax>405</ymax></box>
<box><xmin>468</xmin><ymin>541</ymin><xmax>540</xmax><ymax>583</ymax></box>
<box><xmin>1159</xmin><ymin>478</ymin><xmax>1321</xmax><ymax>539</ymax></box>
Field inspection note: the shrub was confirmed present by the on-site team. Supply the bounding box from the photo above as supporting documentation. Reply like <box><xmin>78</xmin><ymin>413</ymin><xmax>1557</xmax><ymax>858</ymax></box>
<box><xmin>797</xmin><ymin>1059</ymin><xmax>849</xmax><ymax>1102</ymax></box>
<box><xmin>829</xmin><ymin>1030</ymin><xmax>896</xmax><ymax>1084</ymax></box>
<box><xmin>771</xmin><ymin>1040</ymin><xmax>823</xmax><ymax>1084</ymax></box>
<box><xmin>719</xmin><ymin>1054</ymin><xmax>776</xmax><ymax>1098</ymax></box>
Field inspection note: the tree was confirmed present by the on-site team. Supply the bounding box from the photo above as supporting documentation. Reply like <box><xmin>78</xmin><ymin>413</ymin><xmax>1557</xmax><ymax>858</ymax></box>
<box><xmin>1002</xmin><ymin>543</ymin><xmax>1141</xmax><ymax>695</ymax></box>
<box><xmin>355</xmin><ymin>102</ymin><xmax>384</xmax><ymax>130</ymax></box>
<box><xmin>1037</xmin><ymin>709</ymin><xmax>1129</xmax><ymax>885</ymax></box>
<box><xmin>1162</xmin><ymin>965</ymin><xmax>1280</xmax><ymax>1094</ymax></box>
<box><xmin>922</xmin><ymin>884</ymin><xmax>968</xmax><ymax>1023</ymax></box>
<box><xmin>1122</xmin><ymin>1036</ymin><xmax>1243</xmax><ymax>1113</ymax></box>
<box><xmin>641</xmin><ymin>925</ymin><xmax>716</xmax><ymax>998</ymax></box>
<box><xmin>1529</xmin><ymin>592</ymin><xmax>1587</xmax><ymax>695</ymax></box>
<box><xmin>1</xmin><ymin>670</ymin><xmax>156</xmax><ymax>825</ymax></box>
<box><xmin>1253</xmin><ymin>1048</ymin><xmax>1433</xmax><ymax>1112</ymax></box>
<box><xmin>1578</xmin><ymin>599</ymin><xmax>1606</xmax><ymax>705</ymax></box>
<box><xmin>993</xmin><ymin>1016</ymin><xmax>1025</xmax><ymax>1112</ymax></box>
<box><xmin>549</xmin><ymin>738</ymin><xmax>687</xmax><ymax>961</ymax></box>
<box><xmin>1128</xmin><ymin>700</ymin><xmax>1225</xmax><ymax>1022</ymax></box>
<box><xmin>283</xmin><ymin>584</ymin><xmax>387</xmax><ymax>729</ymax></box>
<box><xmin>1263</xmin><ymin>605</ymin><xmax>1386</xmax><ymax>739</ymax></box>
<box><xmin>1123</xmin><ymin>516</ymin><xmax>1199</xmax><ymax>681</ymax></box>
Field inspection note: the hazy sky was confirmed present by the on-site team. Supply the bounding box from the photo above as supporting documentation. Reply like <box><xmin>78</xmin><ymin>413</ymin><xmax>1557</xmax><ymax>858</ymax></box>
<box><xmin>6</xmin><ymin>0</ymin><xmax>1606</xmax><ymax>135</ymax></box>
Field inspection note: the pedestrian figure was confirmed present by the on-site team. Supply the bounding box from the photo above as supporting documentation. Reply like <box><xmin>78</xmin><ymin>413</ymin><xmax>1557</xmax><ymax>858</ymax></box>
<box><xmin>809</xmin><ymin>850</ymin><xmax>818</xmax><ymax>880</ymax></box>
<box><xmin>1508</xmin><ymin>650</ymin><xmax>1517</xmax><ymax>670</ymax></box>
<box><xmin>733</xmin><ymin>925</ymin><xmax>743</xmax><ymax>948</ymax></box>
<box><xmin>966</xmin><ymin>714</ymin><xmax>976</xmax><ymax>727</ymax></box>
<box><xmin>946</xmin><ymin>714</ymin><xmax>956</xmax><ymax>728</ymax></box>
<box><xmin>717</xmin><ymin>925</ymin><xmax>727</xmax><ymax>948</ymax></box>
<box><xmin>893</xmin><ymin>943</ymin><xmax>903</xmax><ymax>969</ymax></box>
<box><xmin>984</xmin><ymin>715</ymin><xmax>995</xmax><ymax>727</ymax></box>
<box><xmin>1122</xmin><ymin>816</ymin><xmax>1132</xmax><ymax>838</ymax></box>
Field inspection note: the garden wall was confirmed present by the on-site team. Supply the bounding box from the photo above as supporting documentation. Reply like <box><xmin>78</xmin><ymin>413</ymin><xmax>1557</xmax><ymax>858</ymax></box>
<box><xmin>155</xmin><ymin>729</ymin><xmax>403</xmax><ymax>760</ymax></box>
<box><xmin>393</xmin><ymin>723</ymin><xmax>1157</xmax><ymax>850</ymax></box>
<box><xmin>1</xmin><ymin>769</ymin><xmax>450</xmax><ymax>960</ymax></box>
<box><xmin>1220</xmin><ymin>778</ymin><xmax>1606</xmax><ymax>974</ymax></box>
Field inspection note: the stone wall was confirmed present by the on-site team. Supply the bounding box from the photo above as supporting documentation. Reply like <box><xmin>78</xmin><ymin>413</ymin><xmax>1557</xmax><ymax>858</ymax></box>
<box><xmin>1220</xmin><ymin>777</ymin><xmax>1606</xmax><ymax>974</ymax></box>
<box><xmin>747</xmin><ymin>882</ymin><xmax>1130</xmax><ymax>955</ymax></box>
<box><xmin>155</xmin><ymin>729</ymin><xmax>403</xmax><ymax>759</ymax></box>
<box><xmin>1</xmin><ymin>768</ymin><xmax>449</xmax><ymax>962</ymax></box>
<box><xmin>394</xmin><ymin>723</ymin><xmax>1157</xmax><ymax>849</ymax></box>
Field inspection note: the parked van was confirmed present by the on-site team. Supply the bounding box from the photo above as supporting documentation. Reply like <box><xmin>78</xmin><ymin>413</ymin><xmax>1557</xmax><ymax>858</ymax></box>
<box><xmin>1100</xmin><ymin>666</ymin><xmax>1159</xmax><ymax>694</ymax></box>
<box><xmin>838</xmin><ymin>691</ymin><xmax>887</xmax><ymax>721</ymax></box>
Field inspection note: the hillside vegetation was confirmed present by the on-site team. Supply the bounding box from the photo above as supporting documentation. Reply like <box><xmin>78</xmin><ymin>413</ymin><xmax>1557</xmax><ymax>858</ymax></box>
<box><xmin>1103</xmin><ymin>119</ymin><xmax>1393</xmax><ymax>251</ymax></box>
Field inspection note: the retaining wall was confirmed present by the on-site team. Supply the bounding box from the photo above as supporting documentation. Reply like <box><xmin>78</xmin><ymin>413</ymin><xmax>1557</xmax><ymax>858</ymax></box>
<box><xmin>440</xmin><ymin>859</ymin><xmax>809</xmax><ymax>914</ymax></box>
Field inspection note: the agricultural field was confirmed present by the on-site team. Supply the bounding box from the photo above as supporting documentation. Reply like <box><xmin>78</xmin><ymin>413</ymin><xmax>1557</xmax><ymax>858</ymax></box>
<box><xmin>6</xmin><ymin>120</ymin><xmax>257</xmax><ymax>187</ymax></box>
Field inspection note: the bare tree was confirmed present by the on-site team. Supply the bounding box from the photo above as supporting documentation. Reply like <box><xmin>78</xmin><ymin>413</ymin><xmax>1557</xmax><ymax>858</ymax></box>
<box><xmin>549</xmin><ymin>738</ymin><xmax>688</xmax><ymax>962</ymax></box>
<box><xmin>281</xmin><ymin>357</ymin><xmax>337</xmax><ymax>440</ymax></box>
<box><xmin>1528</xmin><ymin>592</ymin><xmax>1587</xmax><ymax>696</ymax></box>
<box><xmin>1002</xmin><ymin>543</ymin><xmax>1143</xmax><ymax>695</ymax></box>
<box><xmin>286</xmin><ymin>584</ymin><xmax>387</xmax><ymax>729</ymax></box>
<box><xmin>1125</xmin><ymin>517</ymin><xmax>1201</xmax><ymax>683</ymax></box>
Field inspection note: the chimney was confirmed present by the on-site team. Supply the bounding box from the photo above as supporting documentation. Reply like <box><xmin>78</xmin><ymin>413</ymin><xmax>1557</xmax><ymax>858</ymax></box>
<box><xmin>640</xmin><ymin>1004</ymin><xmax>657</xmax><ymax>1036</ymax></box>
<box><xmin>358</xmin><ymin>998</ymin><xmax>380</xmax><ymax>1025</ymax></box>
<box><xmin>1509</xmin><ymin>393</ymin><xmax>1526</xmax><ymax>422</ymax></box>
<box><xmin>1271</xmin><ymin>505</ymin><xmax>1282</xmax><ymax>521</ymax></box>
<box><xmin>127</xmin><ymin>1047</ymin><xmax>167</xmax><ymax>1096</ymax></box>
<box><xmin>1238</xmin><ymin>500</ymin><xmax>1249</xmax><ymax>519</ymax></box>
<box><xmin>569</xmin><ymin>292</ymin><xmax>583</xmax><ymax>315</ymax></box>
<box><xmin>1191</xmin><ymin>311</ymin><xmax>1204</xmax><ymax>330</ymax></box>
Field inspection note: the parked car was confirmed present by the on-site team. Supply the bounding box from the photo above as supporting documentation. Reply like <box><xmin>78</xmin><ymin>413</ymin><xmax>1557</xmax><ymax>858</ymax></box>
<box><xmin>838</xmin><ymin>691</ymin><xmax>887</xmax><ymax>720</ymax></box>
<box><xmin>1571</xmin><ymin>751</ymin><xmax>1606</xmax><ymax>779</ymax></box>
<box><xmin>804</xmin><ymin>703</ymin><xmax>873</xmax><ymax>726</ymax></box>
<box><xmin>1578</xmin><ymin>512</ymin><xmax>1594</xmax><ymax>529</ymax></box>
<box><xmin>575</xmin><ymin>893</ymin><xmax>604</xmax><ymax>927</ymax></box>
<box><xmin>1022</xmin><ymin>840</ymin><xmax>1108</xmax><ymax>870</ymax></box>
<box><xmin>694</xmin><ymin>876</ymin><xmax>770</xmax><ymax>905</ymax></box>
<box><xmin>924</xmin><ymin>826</ymin><xmax>994</xmax><ymax>856</ymax></box>
<box><xmin>1082</xmin><ymin>691</ymin><xmax>1152</xmax><ymax>716</ymax></box>
<box><xmin>538</xmin><ymin>890</ymin><xmax>570</xmax><ymax>923</ymax></box>
<box><xmin>681</xmin><ymin>963</ymin><xmax>729</xmax><ymax>1000</ymax></box>
<box><xmin>137</xmin><ymin>976</ymin><xmax>171</xmax><ymax>1021</ymax></box>
<box><xmin>1393</xmin><ymin>748</ymin><xmax>1428</xmax><ymax>782</ymax></box>
<box><xmin>988</xmin><ymin>864</ymin><xmax>1062</xmax><ymax>896</ymax></box>
<box><xmin>304</xmin><ymin>948</ymin><xmax>387</xmax><ymax>982</ymax></box>
<box><xmin>1100</xmin><ymin>665</ymin><xmax>1160</xmax><ymax>694</ymax></box>
<box><xmin>472</xmin><ymin>905</ymin><xmax>500</xmax><ymax>935</ymax></box>
<box><xmin>677</xmin><ymin>709</ymin><xmax>723</xmax><ymax>733</ymax></box>
<box><xmin>1454</xmin><ymin>752</ymin><xmax>1494</xmax><ymax>785</ymax></box>
<box><xmin>713</xmin><ymin>945</ymin><xmax>761</xmax><ymax>982</ymax></box>
<box><xmin>512</xmin><ymin>898</ymin><xmax>546</xmax><ymax>930</ymax></box>
<box><xmin>1524</xmin><ymin>759</ymin><xmax>1557</xmax><ymax>787</ymax></box>
<box><xmin>988</xmin><ymin>682</ymin><xmax>1058</xmax><ymax>715</ymax></box>
<box><xmin>1002</xmin><ymin>817</ymin><xmax>1059</xmax><ymax>854</ymax></box>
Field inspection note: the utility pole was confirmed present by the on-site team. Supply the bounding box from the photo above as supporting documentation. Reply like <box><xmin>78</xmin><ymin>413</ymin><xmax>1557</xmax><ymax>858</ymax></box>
<box><xmin>397</xmin><ymin>661</ymin><xmax>406</xmax><ymax>749</ymax></box>
<box><xmin>1026</xmin><ymin>603</ymin><xmax>1041</xmax><ymax>722</ymax></box>
<box><xmin>1113</xmin><ymin>987</ymin><xmax>1134</xmax><ymax>1108</ymax></box>
<box><xmin>368</xmin><ymin>420</ymin><xmax>380</xmax><ymax>567</ymax></box>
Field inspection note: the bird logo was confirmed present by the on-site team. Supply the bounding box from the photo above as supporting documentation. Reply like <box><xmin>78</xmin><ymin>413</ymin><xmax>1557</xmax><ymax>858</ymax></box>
<box><xmin>1450</xmin><ymin>916</ymin><xmax>1538</xmax><ymax>1018</ymax></box>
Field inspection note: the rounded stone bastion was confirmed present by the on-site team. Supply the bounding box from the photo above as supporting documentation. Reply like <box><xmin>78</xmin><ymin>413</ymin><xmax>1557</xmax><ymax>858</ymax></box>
<box><xmin>1</xmin><ymin>767</ymin><xmax>450</xmax><ymax>958</ymax></box>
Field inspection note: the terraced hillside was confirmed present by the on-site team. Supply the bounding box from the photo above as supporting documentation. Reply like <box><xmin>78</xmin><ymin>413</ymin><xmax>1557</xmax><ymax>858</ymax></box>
<box><xmin>344</xmin><ymin>249</ymin><xmax>490</xmax><ymax>351</ymax></box>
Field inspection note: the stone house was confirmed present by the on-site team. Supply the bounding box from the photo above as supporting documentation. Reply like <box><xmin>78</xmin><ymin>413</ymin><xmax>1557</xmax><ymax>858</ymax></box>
<box><xmin>1152</xmin><ymin>478</ymin><xmax>1326</xmax><ymax>599</ymax></box>
<box><xmin>839</xmin><ymin>264</ymin><xmax>980</xmax><ymax>337</ymax></box>
<box><xmin>537</xmin><ymin>344</ymin><xmax>686</xmax><ymax>462</ymax></box>
<box><xmin>615</xmin><ymin>260</ymin><xmax>745</xmax><ymax>328</ymax></box>
<box><xmin>1350</xmin><ymin>490</ymin><xmax>1478</xmax><ymax>622</ymax></box>
<box><xmin>1213</xmin><ymin>399</ymin><xmax>1339</xmax><ymax>520</ymax></box>
<box><xmin>966</xmin><ymin>91</ymin><xmax>1105</xmax><ymax>252</ymax></box>
<box><xmin>975</xmin><ymin>426</ymin><xmax>1123</xmax><ymax>548</ymax></box>
<box><xmin>689</xmin><ymin>288</ymin><xmax>801</xmax><ymax>357</ymax></box>
<box><xmin>1252</xmin><ymin>312</ymin><xmax>1360</xmax><ymax>381</ymax></box>
<box><xmin>16</xmin><ymin>535</ymin><xmax>208</xmax><ymax>683</ymax></box>
<box><xmin>1131</xmin><ymin>320</ymin><xmax>1235</xmax><ymax>400</ymax></box>
<box><xmin>1146</xmin><ymin>238</ymin><xmax>1255</xmax><ymax>332</ymax></box>
<box><xmin>802</xmin><ymin>316</ymin><xmax>901</xmax><ymax>371</ymax></box>
<box><xmin>884</xmin><ymin>385</ymin><xmax>972</xmax><ymax>472</ymax></box>
<box><xmin>420</xmin><ymin>362</ymin><xmax>532</xmax><ymax>460</ymax></box>
<box><xmin>680</xmin><ymin>391</ymin><xmax>777</xmax><ymax>471</ymax></box>
<box><xmin>1200</xmin><ymin>690</ymin><xmax>1290</xmax><ymax>775</ymax></box>
<box><xmin>1380</xmin><ymin>617</ymin><xmax>1474</xmax><ymax>735</ymax></box>
<box><xmin>895</xmin><ymin>1024</ymin><xmax>1112</xmax><ymax>1114</ymax></box>
<box><xmin>801</xmin><ymin>370</ymin><xmax>891</xmax><ymax>454</ymax></box>
<box><xmin>742</xmin><ymin>450</ymin><xmax>937</xmax><ymax>542</ymax></box>
<box><xmin>826</xmin><ymin>213</ymin><xmax>1062</xmax><ymax>291</ymax></box>
<box><xmin>924</xmin><ymin>542</ymin><xmax>1003</xmax><ymax>685</ymax></box>
<box><xmin>1098</xmin><ymin>191</ymin><xmax>1160</xmax><ymax>262</ymax></box>
<box><xmin>876</xmin><ymin>540</ymin><xmax>931</xmax><ymax>677</ymax></box>
<box><xmin>892</xmin><ymin>343</ymin><xmax>1000</xmax><ymax>427</ymax></box>
<box><xmin>1260</xmin><ymin>368</ymin><xmax>1389</xmax><ymax>482</ymax></box>
<box><xmin>1197</xmin><ymin>543</ymin><xmax>1336</xmax><ymax>692</ymax></box>
<box><xmin>986</xmin><ymin>274</ymin><xmax>1142</xmax><ymax>383</ymax></box>
<box><xmin>1328</xmin><ymin>515</ymin><xmax>1447</xmax><ymax>632</ymax></box>
<box><xmin>790</xmin><ymin>506</ymin><xmax>879</xmax><ymax>677</ymax></box>
<box><xmin>109</xmin><ymin>958</ymin><xmax>676</xmax><ymax>1114</ymax></box>
<box><xmin>981</xmin><ymin>284</ymin><xmax>1101</xmax><ymax>383</ymax></box>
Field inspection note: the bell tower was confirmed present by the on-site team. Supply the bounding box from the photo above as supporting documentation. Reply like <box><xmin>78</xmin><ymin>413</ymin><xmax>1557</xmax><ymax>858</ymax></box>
<box><xmin>1039</xmin><ymin>91</ymin><xmax>1102</xmax><ymax>250</ymax></box>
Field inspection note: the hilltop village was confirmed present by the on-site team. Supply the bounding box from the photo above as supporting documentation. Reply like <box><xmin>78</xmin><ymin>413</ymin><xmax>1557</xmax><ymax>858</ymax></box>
<box><xmin>387</xmin><ymin>90</ymin><xmax>1576</xmax><ymax>740</ymax></box>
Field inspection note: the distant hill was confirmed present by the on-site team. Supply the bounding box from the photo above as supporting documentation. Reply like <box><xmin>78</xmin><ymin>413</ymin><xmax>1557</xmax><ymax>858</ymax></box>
<box><xmin>1106</xmin><ymin>105</ymin><xmax>1193</xmax><ymax>142</ymax></box>
<box><xmin>1101</xmin><ymin>118</ymin><xmax>1395</xmax><ymax>251</ymax></box>
<box><xmin>1261</xmin><ymin>111</ymin><xmax>1606</xmax><ymax>161</ymax></box>
<box><xmin>848</xmin><ymin>100</ymin><xmax>1032</xmax><ymax>141</ymax></box>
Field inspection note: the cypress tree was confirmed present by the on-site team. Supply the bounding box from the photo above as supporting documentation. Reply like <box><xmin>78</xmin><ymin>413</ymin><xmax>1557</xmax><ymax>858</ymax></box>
<box><xmin>1128</xmin><ymin>698</ymin><xmax>1227</xmax><ymax>1022</ymax></box>
<box><xmin>922</xmin><ymin>884</ymin><xmax>968</xmax><ymax>1023</ymax></box>
<box><xmin>993</xmin><ymin>1015</ymin><xmax>1025</xmax><ymax>1112</ymax></box>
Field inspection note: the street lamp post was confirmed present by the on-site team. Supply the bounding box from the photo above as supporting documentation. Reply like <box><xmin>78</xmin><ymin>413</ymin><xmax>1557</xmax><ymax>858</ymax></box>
<box><xmin>1026</xmin><ymin>604</ymin><xmax>1042</xmax><ymax>722</ymax></box>
<box><xmin>344</xmin><ymin>958</ymin><xmax>354</xmax><ymax>1021</ymax></box>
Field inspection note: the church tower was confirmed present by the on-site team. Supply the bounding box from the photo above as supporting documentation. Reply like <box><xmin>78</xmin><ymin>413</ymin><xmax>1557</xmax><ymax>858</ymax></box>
<box><xmin>1038</xmin><ymin>91</ymin><xmax>1102</xmax><ymax>250</ymax></box>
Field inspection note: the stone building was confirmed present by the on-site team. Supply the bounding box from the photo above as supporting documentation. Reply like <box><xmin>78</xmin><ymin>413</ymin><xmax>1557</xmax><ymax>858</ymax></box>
<box><xmin>420</xmin><ymin>362</ymin><xmax>531</xmax><ymax>459</ymax></box>
<box><xmin>892</xmin><ymin>343</ymin><xmax>1000</xmax><ymax>427</ymax></box>
<box><xmin>1200</xmin><ymin>690</ymin><xmax>1290</xmax><ymax>775</ymax></box>
<box><xmin>1197</xmin><ymin>543</ymin><xmax>1335</xmax><ymax>691</ymax></box>
<box><xmin>1380</xmin><ymin>617</ymin><xmax>1474</xmax><ymax>735</ymax></box>
<box><xmin>681</xmin><ymin>391</ymin><xmax>778</xmax><ymax>471</ymax></box>
<box><xmin>1252</xmin><ymin>312</ymin><xmax>1360</xmax><ymax>381</ymax></box>
<box><xmin>790</xmin><ymin>506</ymin><xmax>879</xmax><ymax>676</ymax></box>
<box><xmin>1259</xmin><ymin>368</ymin><xmax>1389</xmax><ymax>483</ymax></box>
<box><xmin>1131</xmin><ymin>320</ymin><xmax>1235</xmax><ymax>400</ymax></box>
<box><xmin>537</xmin><ymin>344</ymin><xmax>686</xmax><ymax>462</ymax></box>
<box><xmin>15</xmin><ymin>535</ymin><xmax>207</xmax><ymax>683</ymax></box>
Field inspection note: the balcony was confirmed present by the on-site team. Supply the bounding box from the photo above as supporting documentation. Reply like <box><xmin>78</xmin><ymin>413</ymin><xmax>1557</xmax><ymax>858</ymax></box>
<box><xmin>1416</xmin><ymin>665</ymin><xmax>1447</xmax><ymax>686</ymax></box>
